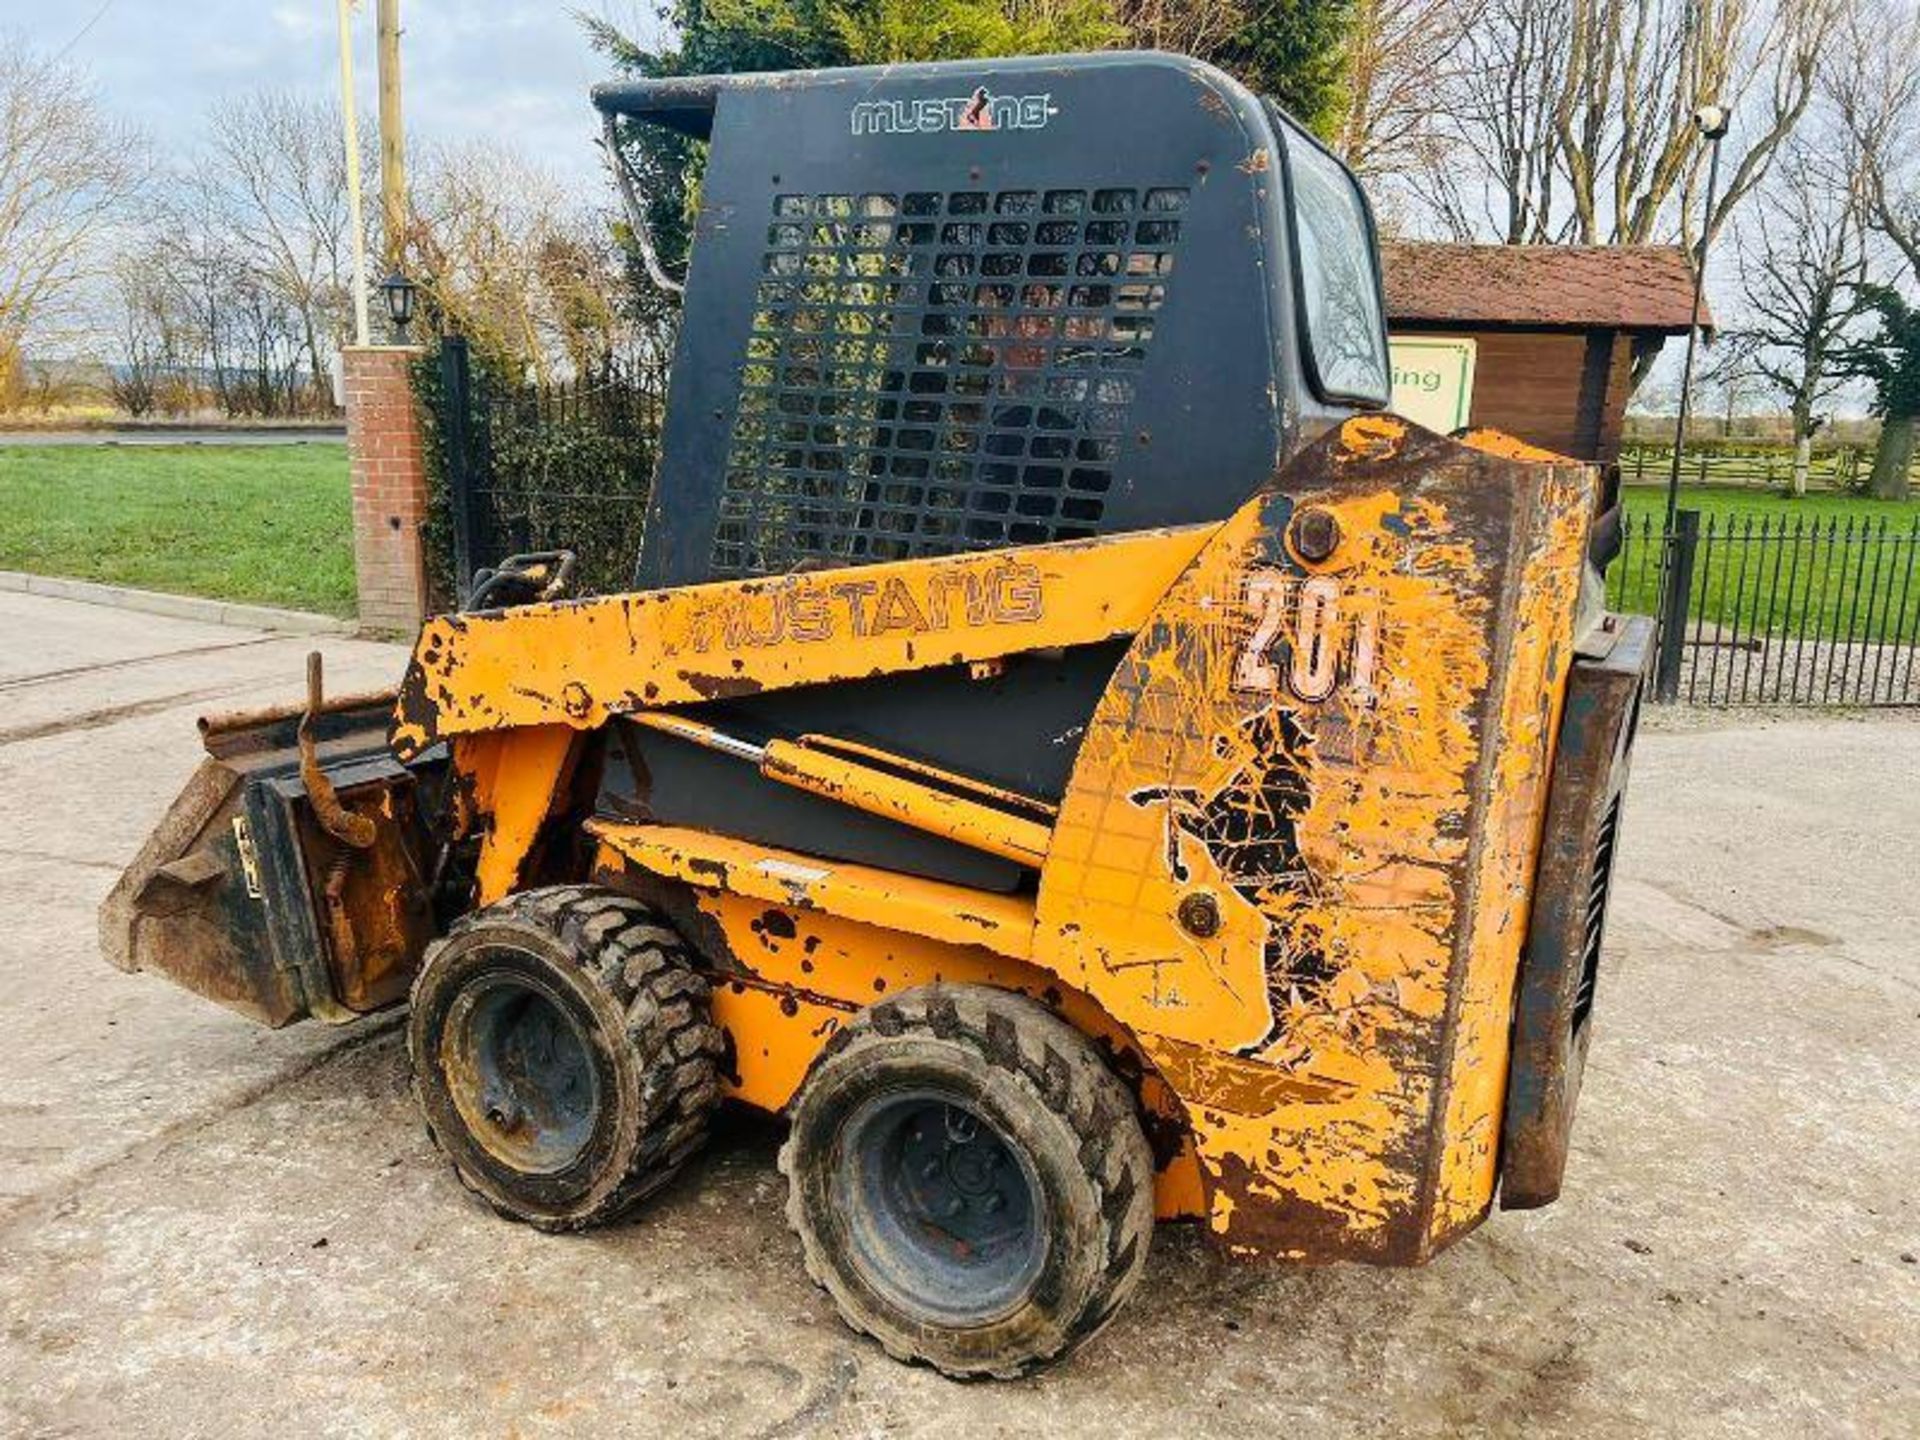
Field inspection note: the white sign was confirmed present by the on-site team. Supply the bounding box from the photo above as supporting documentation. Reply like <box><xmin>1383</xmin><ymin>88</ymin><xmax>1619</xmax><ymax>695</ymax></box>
<box><xmin>1388</xmin><ymin>337</ymin><xmax>1477</xmax><ymax>435</ymax></box>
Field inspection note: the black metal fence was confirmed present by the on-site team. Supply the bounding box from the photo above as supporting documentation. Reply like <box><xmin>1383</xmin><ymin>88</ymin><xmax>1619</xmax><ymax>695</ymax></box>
<box><xmin>1611</xmin><ymin>510</ymin><xmax>1920</xmax><ymax>706</ymax></box>
<box><xmin>425</xmin><ymin>336</ymin><xmax>668</xmax><ymax>605</ymax></box>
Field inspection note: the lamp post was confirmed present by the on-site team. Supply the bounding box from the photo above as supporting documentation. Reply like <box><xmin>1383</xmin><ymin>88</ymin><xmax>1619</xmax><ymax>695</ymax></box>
<box><xmin>379</xmin><ymin>269</ymin><xmax>417</xmax><ymax>345</ymax></box>
<box><xmin>1655</xmin><ymin>102</ymin><xmax>1730</xmax><ymax>693</ymax></box>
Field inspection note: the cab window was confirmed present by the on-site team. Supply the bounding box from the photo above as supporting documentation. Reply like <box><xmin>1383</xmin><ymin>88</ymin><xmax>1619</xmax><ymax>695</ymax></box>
<box><xmin>1279</xmin><ymin>126</ymin><xmax>1391</xmax><ymax>406</ymax></box>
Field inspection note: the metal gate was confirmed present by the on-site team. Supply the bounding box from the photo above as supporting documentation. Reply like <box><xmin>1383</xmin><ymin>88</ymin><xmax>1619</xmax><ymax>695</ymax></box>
<box><xmin>431</xmin><ymin>336</ymin><xmax>667</xmax><ymax>604</ymax></box>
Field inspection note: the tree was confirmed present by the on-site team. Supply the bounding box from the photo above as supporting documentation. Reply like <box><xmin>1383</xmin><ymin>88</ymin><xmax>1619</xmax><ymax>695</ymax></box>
<box><xmin>1727</xmin><ymin>135</ymin><xmax>1869</xmax><ymax>494</ymax></box>
<box><xmin>1405</xmin><ymin>0</ymin><xmax>1568</xmax><ymax>242</ymax></box>
<box><xmin>1833</xmin><ymin>286</ymin><xmax>1919</xmax><ymax>501</ymax></box>
<box><xmin>107</xmin><ymin>250</ymin><xmax>188</xmax><ymax>418</ymax></box>
<box><xmin>1199</xmin><ymin>0</ymin><xmax>1356</xmax><ymax>136</ymax></box>
<box><xmin>1833</xmin><ymin>0</ymin><xmax>1920</xmax><ymax>282</ymax></box>
<box><xmin>1334</xmin><ymin>0</ymin><xmax>1482</xmax><ymax>183</ymax></box>
<box><xmin>1697</xmin><ymin>337</ymin><xmax>1769</xmax><ymax>440</ymax></box>
<box><xmin>1408</xmin><ymin>0</ymin><xmax>1833</xmax><ymax>252</ymax></box>
<box><xmin>203</xmin><ymin>91</ymin><xmax>363</xmax><ymax>408</ymax></box>
<box><xmin>405</xmin><ymin>139</ymin><xmax>633</xmax><ymax>383</ymax></box>
<box><xmin>1830</xmin><ymin>0</ymin><xmax>1920</xmax><ymax>501</ymax></box>
<box><xmin>0</xmin><ymin>38</ymin><xmax>145</xmax><ymax>406</ymax></box>
<box><xmin>829</xmin><ymin>0</ymin><xmax>1123</xmax><ymax>63</ymax></box>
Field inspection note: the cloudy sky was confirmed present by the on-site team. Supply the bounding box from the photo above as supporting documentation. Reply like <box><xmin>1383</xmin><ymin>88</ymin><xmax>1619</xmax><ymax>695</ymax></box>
<box><xmin>12</xmin><ymin>1</ymin><xmax>664</xmax><ymax>191</ymax></box>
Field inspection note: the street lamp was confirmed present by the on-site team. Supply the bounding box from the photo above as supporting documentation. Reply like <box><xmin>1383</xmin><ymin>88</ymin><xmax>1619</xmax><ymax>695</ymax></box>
<box><xmin>1655</xmin><ymin>102</ymin><xmax>1730</xmax><ymax>698</ymax></box>
<box><xmin>379</xmin><ymin>268</ymin><xmax>418</xmax><ymax>345</ymax></box>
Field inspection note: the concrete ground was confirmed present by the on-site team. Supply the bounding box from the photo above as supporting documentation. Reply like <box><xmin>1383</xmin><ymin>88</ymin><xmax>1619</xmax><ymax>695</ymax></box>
<box><xmin>1</xmin><ymin>591</ymin><xmax>1915</xmax><ymax>1439</ymax></box>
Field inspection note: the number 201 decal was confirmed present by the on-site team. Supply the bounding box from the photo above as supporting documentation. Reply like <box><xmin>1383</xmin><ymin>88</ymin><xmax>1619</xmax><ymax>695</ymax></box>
<box><xmin>1232</xmin><ymin>571</ymin><xmax>1380</xmax><ymax>703</ymax></box>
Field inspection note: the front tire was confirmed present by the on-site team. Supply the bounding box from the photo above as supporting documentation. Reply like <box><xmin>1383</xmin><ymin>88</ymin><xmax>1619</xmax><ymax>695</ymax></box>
<box><xmin>407</xmin><ymin>885</ymin><xmax>722</xmax><ymax>1232</ymax></box>
<box><xmin>780</xmin><ymin>984</ymin><xmax>1154</xmax><ymax>1378</ymax></box>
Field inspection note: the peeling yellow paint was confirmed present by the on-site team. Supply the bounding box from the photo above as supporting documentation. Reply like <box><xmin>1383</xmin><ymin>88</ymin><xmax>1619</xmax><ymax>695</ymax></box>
<box><xmin>439</xmin><ymin>417</ymin><xmax>1596</xmax><ymax>1263</ymax></box>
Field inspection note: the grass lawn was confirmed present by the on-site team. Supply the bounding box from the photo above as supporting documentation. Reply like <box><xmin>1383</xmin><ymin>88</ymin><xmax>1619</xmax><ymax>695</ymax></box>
<box><xmin>1620</xmin><ymin>482</ymin><xmax>1920</xmax><ymax>527</ymax></box>
<box><xmin>1613</xmin><ymin>483</ymin><xmax>1920</xmax><ymax>643</ymax></box>
<box><xmin>0</xmin><ymin>443</ymin><xmax>355</xmax><ymax>618</ymax></box>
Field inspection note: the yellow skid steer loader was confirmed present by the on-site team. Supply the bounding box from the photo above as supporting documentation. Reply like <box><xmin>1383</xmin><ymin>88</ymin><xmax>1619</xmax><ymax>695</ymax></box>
<box><xmin>104</xmin><ymin>52</ymin><xmax>1651</xmax><ymax>1376</ymax></box>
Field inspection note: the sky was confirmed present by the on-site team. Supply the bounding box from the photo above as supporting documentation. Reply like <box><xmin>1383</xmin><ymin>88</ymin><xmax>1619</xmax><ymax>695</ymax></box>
<box><xmin>10</xmin><ymin>0</ymin><xmax>664</xmax><ymax>193</ymax></box>
<box><xmin>5</xmin><ymin>2</ymin><xmax>1818</xmax><ymax>418</ymax></box>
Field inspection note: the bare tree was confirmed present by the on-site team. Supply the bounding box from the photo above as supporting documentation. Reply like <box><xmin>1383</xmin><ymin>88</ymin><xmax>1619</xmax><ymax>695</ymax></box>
<box><xmin>1833</xmin><ymin>0</ymin><xmax>1920</xmax><ymax>275</ymax></box>
<box><xmin>123</xmin><ymin>171</ymin><xmax>317</xmax><ymax>420</ymax></box>
<box><xmin>1831</xmin><ymin>0</ymin><xmax>1920</xmax><ymax>499</ymax></box>
<box><xmin>0</xmin><ymin>37</ymin><xmax>146</xmax><ymax>406</ymax></box>
<box><xmin>1408</xmin><ymin>0</ymin><xmax>1574</xmax><ymax>242</ymax></box>
<box><xmin>1727</xmin><ymin>133</ymin><xmax>1869</xmax><ymax>493</ymax></box>
<box><xmin>1336</xmin><ymin>0</ymin><xmax>1484</xmax><ymax>199</ymax></box>
<box><xmin>108</xmin><ymin>250</ymin><xmax>185</xmax><ymax>417</ymax></box>
<box><xmin>1697</xmin><ymin>337</ymin><xmax>1769</xmax><ymax>438</ymax></box>
<box><xmin>204</xmin><ymin>90</ymin><xmax>364</xmax><ymax>409</ymax></box>
<box><xmin>1335</xmin><ymin>0</ymin><xmax>1479</xmax><ymax>174</ymax></box>
<box><xmin>1107</xmin><ymin>0</ymin><xmax>1248</xmax><ymax>60</ymax></box>
<box><xmin>1409</xmin><ymin>0</ymin><xmax>1833</xmax><ymax>251</ymax></box>
<box><xmin>406</xmin><ymin>139</ymin><xmax>633</xmax><ymax>384</ymax></box>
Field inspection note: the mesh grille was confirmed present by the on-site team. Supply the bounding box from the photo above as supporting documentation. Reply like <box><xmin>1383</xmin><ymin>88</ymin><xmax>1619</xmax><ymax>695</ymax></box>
<box><xmin>711</xmin><ymin>185</ymin><xmax>1189</xmax><ymax>577</ymax></box>
<box><xmin>1573</xmin><ymin>792</ymin><xmax>1622</xmax><ymax>1033</ymax></box>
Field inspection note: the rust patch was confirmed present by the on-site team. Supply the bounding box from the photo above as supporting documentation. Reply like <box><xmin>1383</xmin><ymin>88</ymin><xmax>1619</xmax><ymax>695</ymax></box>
<box><xmin>676</xmin><ymin>669</ymin><xmax>767</xmax><ymax>700</ymax></box>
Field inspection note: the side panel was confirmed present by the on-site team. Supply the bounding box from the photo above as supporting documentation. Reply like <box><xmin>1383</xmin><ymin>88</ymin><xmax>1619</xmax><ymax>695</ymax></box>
<box><xmin>1030</xmin><ymin>417</ymin><xmax>1593</xmax><ymax>1261</ymax></box>
<box><xmin>1500</xmin><ymin>615</ymin><xmax>1652</xmax><ymax>1208</ymax></box>
<box><xmin>1426</xmin><ymin>455</ymin><xmax>1591</xmax><ymax>1245</ymax></box>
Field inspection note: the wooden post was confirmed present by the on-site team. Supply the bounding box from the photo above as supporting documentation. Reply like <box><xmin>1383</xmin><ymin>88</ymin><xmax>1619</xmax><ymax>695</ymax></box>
<box><xmin>377</xmin><ymin>0</ymin><xmax>406</xmax><ymax>268</ymax></box>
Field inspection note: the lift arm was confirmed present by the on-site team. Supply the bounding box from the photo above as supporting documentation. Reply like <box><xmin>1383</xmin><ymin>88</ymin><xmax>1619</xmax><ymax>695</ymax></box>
<box><xmin>390</xmin><ymin>526</ymin><xmax>1214</xmax><ymax>759</ymax></box>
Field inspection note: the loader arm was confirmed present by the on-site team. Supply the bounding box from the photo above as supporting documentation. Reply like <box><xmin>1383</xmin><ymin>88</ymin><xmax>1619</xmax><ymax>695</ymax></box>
<box><xmin>389</xmin><ymin>524</ymin><xmax>1213</xmax><ymax>758</ymax></box>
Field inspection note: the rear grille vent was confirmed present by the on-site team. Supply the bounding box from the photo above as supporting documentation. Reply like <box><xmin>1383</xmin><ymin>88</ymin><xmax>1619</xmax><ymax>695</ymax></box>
<box><xmin>1573</xmin><ymin>793</ymin><xmax>1622</xmax><ymax>1033</ymax></box>
<box><xmin>711</xmin><ymin>185</ymin><xmax>1189</xmax><ymax>578</ymax></box>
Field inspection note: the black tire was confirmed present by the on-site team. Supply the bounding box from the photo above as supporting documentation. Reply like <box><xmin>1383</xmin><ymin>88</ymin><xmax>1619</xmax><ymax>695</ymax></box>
<box><xmin>780</xmin><ymin>984</ymin><xmax>1154</xmax><ymax>1378</ymax></box>
<box><xmin>407</xmin><ymin>885</ymin><xmax>722</xmax><ymax>1232</ymax></box>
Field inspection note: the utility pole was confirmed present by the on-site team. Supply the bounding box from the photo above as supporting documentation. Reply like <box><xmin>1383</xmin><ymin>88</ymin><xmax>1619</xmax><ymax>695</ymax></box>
<box><xmin>376</xmin><ymin>0</ymin><xmax>407</xmax><ymax>270</ymax></box>
<box><xmin>335</xmin><ymin>0</ymin><xmax>370</xmax><ymax>347</ymax></box>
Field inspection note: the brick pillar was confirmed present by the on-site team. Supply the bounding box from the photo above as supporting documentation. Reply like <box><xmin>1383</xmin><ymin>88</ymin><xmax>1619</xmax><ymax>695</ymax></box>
<box><xmin>344</xmin><ymin>345</ymin><xmax>430</xmax><ymax>635</ymax></box>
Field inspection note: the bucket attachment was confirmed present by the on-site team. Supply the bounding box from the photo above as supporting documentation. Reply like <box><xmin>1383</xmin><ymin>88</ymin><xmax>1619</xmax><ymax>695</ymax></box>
<box><xmin>100</xmin><ymin>656</ymin><xmax>440</xmax><ymax>1028</ymax></box>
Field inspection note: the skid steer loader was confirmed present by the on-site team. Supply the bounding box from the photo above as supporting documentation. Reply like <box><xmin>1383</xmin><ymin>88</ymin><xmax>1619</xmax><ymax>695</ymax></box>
<box><xmin>104</xmin><ymin>52</ymin><xmax>1652</xmax><ymax>1376</ymax></box>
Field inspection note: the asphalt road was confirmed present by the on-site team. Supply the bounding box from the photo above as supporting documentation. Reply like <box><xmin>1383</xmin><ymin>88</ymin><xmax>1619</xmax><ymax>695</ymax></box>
<box><xmin>1</xmin><ymin>591</ymin><xmax>1915</xmax><ymax>1438</ymax></box>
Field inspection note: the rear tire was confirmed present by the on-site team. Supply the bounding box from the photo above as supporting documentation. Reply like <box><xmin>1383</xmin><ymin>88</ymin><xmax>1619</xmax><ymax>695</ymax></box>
<box><xmin>407</xmin><ymin>885</ymin><xmax>722</xmax><ymax>1232</ymax></box>
<box><xmin>780</xmin><ymin>984</ymin><xmax>1154</xmax><ymax>1378</ymax></box>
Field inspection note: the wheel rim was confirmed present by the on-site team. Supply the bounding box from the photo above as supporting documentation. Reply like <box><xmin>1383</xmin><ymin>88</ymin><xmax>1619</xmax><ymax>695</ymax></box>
<box><xmin>839</xmin><ymin>1089</ymin><xmax>1047</xmax><ymax>1325</ymax></box>
<box><xmin>442</xmin><ymin>965</ymin><xmax>600</xmax><ymax>1175</ymax></box>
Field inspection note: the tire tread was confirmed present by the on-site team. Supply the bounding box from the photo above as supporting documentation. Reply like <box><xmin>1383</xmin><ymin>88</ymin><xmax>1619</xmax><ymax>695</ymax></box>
<box><xmin>410</xmin><ymin>885</ymin><xmax>723</xmax><ymax>1232</ymax></box>
<box><xmin>778</xmin><ymin>983</ymin><xmax>1154</xmax><ymax>1379</ymax></box>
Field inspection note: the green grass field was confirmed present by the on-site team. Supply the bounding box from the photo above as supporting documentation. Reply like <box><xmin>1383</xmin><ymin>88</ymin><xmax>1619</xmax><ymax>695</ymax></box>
<box><xmin>1621</xmin><ymin>482</ymin><xmax>1920</xmax><ymax>527</ymax></box>
<box><xmin>0</xmin><ymin>443</ymin><xmax>355</xmax><ymax>618</ymax></box>
<box><xmin>1613</xmin><ymin>483</ymin><xmax>1920</xmax><ymax>643</ymax></box>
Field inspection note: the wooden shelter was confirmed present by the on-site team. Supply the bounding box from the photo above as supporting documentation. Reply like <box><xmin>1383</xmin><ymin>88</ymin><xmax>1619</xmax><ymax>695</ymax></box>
<box><xmin>1382</xmin><ymin>243</ymin><xmax>1707</xmax><ymax>464</ymax></box>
